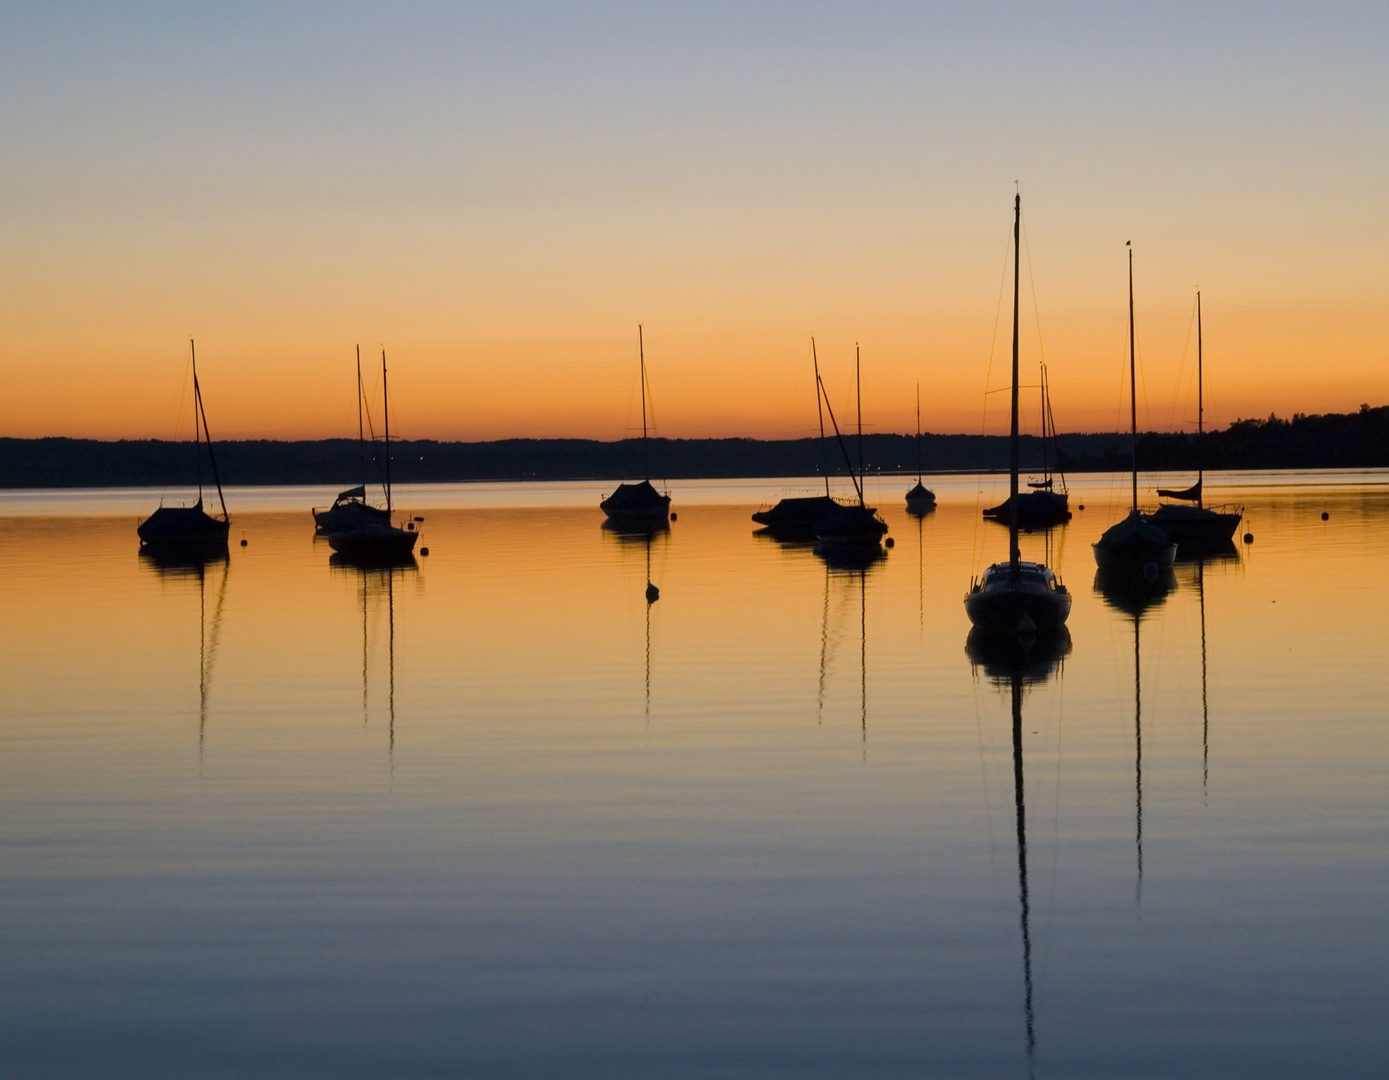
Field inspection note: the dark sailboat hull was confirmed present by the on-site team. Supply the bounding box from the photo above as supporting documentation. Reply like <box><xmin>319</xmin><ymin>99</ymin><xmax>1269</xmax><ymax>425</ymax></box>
<box><xmin>326</xmin><ymin>525</ymin><xmax>419</xmax><ymax>565</ymax></box>
<box><xmin>137</xmin><ymin>505</ymin><xmax>230</xmax><ymax>553</ymax></box>
<box><xmin>313</xmin><ymin>500</ymin><xmax>391</xmax><ymax>535</ymax></box>
<box><xmin>983</xmin><ymin>489</ymin><xmax>1071</xmax><ymax>527</ymax></box>
<box><xmin>1092</xmin><ymin>512</ymin><xmax>1177</xmax><ymax>572</ymax></box>
<box><xmin>965</xmin><ymin>568</ymin><xmax>1072</xmax><ymax>634</ymax></box>
<box><xmin>1147</xmin><ymin>504</ymin><xmax>1242</xmax><ymax>548</ymax></box>
<box><xmin>600</xmin><ymin>480</ymin><xmax>671</xmax><ymax>524</ymax></box>
<box><xmin>752</xmin><ymin>495</ymin><xmax>838</xmax><ymax>535</ymax></box>
<box><xmin>905</xmin><ymin>481</ymin><xmax>936</xmax><ymax>515</ymax></box>
<box><xmin>814</xmin><ymin>503</ymin><xmax>888</xmax><ymax>548</ymax></box>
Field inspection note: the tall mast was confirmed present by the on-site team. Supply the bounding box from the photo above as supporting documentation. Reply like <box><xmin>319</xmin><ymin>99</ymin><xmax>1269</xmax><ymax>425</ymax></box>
<box><xmin>813</xmin><ymin>339</ymin><xmax>829</xmax><ymax>497</ymax></box>
<box><xmin>356</xmin><ymin>345</ymin><xmax>366</xmax><ymax>489</ymax></box>
<box><xmin>855</xmin><ymin>343</ymin><xmax>865</xmax><ymax>507</ymax></box>
<box><xmin>915</xmin><ymin>382</ymin><xmax>923</xmax><ymax>483</ymax></box>
<box><xmin>382</xmin><ymin>349</ymin><xmax>392</xmax><ymax>514</ymax></box>
<box><xmin>1196</xmin><ymin>290</ymin><xmax>1204</xmax><ymax>509</ymax></box>
<box><xmin>1009</xmin><ymin>193</ymin><xmax>1021</xmax><ymax>571</ymax></box>
<box><xmin>191</xmin><ymin>339</ymin><xmax>202</xmax><ymax>504</ymax></box>
<box><xmin>1128</xmin><ymin>243</ymin><xmax>1138</xmax><ymax>513</ymax></box>
<box><xmin>1040</xmin><ymin>363</ymin><xmax>1050</xmax><ymax>484</ymax></box>
<box><xmin>191</xmin><ymin>339</ymin><xmax>228</xmax><ymax>522</ymax></box>
<box><xmin>639</xmin><ymin>324</ymin><xmax>649</xmax><ymax>480</ymax></box>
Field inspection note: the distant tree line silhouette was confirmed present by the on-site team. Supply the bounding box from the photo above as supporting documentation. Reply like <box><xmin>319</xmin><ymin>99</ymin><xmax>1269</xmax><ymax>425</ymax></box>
<box><xmin>2</xmin><ymin>405</ymin><xmax>1384</xmax><ymax>488</ymax></box>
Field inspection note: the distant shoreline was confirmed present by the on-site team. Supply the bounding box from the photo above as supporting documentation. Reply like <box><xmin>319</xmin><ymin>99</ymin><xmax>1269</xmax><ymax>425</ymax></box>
<box><xmin>3</xmin><ymin>406</ymin><xmax>1386</xmax><ymax>488</ymax></box>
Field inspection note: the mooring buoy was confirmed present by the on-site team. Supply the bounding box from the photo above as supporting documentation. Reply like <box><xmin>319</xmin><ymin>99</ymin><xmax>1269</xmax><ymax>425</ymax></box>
<box><xmin>645</xmin><ymin>582</ymin><xmax>660</xmax><ymax>603</ymax></box>
<box><xmin>884</xmin><ymin>536</ymin><xmax>895</xmax><ymax>549</ymax></box>
<box><xmin>420</xmin><ymin>547</ymin><xmax>430</xmax><ymax>556</ymax></box>
<box><xmin>1243</xmin><ymin>532</ymin><xmax>1254</xmax><ymax>544</ymax></box>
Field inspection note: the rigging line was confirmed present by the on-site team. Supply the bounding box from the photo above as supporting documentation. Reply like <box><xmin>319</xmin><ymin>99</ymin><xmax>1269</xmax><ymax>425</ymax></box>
<box><xmin>1020</xmin><ymin>209</ymin><xmax>1051</xmax><ymax>398</ymax></box>
<box><xmin>163</xmin><ymin>351</ymin><xmax>195</xmax><ymax>506</ymax></box>
<box><xmin>1168</xmin><ymin>294</ymin><xmax>1199</xmax><ymax>431</ymax></box>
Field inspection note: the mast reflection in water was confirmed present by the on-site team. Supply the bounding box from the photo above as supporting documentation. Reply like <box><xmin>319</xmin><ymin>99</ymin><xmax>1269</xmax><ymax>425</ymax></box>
<box><xmin>967</xmin><ymin>626</ymin><xmax>1071</xmax><ymax>1075</ymax></box>
<box><xmin>141</xmin><ymin>547</ymin><xmax>230</xmax><ymax>767</ymax></box>
<box><xmin>331</xmin><ymin>555</ymin><xmax>413</xmax><ymax>765</ymax></box>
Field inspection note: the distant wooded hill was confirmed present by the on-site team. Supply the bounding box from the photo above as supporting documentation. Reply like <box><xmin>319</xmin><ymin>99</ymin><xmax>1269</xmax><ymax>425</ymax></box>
<box><xmin>2</xmin><ymin>405</ymin><xmax>1386</xmax><ymax>488</ymax></box>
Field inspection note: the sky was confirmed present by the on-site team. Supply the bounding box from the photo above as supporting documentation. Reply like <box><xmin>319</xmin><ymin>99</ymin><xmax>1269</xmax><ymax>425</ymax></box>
<box><xmin>0</xmin><ymin>2</ymin><xmax>1385</xmax><ymax>442</ymax></box>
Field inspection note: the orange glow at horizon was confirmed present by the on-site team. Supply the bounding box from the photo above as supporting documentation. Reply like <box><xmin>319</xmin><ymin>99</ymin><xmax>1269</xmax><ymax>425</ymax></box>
<box><xmin>1</xmin><ymin>9</ymin><xmax>1385</xmax><ymax>444</ymax></box>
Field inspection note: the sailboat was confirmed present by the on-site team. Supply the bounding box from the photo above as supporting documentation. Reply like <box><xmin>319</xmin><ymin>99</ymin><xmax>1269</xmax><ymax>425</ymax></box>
<box><xmin>904</xmin><ymin>383</ymin><xmax>936</xmax><ymax>514</ymax></box>
<box><xmin>814</xmin><ymin>346</ymin><xmax>889</xmax><ymax>550</ymax></box>
<box><xmin>983</xmin><ymin>361</ymin><xmax>1070</xmax><ymax>526</ymax></box>
<box><xmin>1149</xmin><ymin>291</ymin><xmax>1244</xmax><ymax>548</ymax></box>
<box><xmin>137</xmin><ymin>340</ymin><xmax>231</xmax><ymax>553</ymax></box>
<box><xmin>752</xmin><ymin>339</ymin><xmax>838</xmax><ymax>535</ymax></box>
<box><xmin>326</xmin><ymin>350</ymin><xmax>421</xmax><ymax>564</ymax></box>
<box><xmin>313</xmin><ymin>346</ymin><xmax>392</xmax><ymax>535</ymax></box>
<box><xmin>965</xmin><ymin>624</ymin><xmax>1071</xmax><ymax>1075</ymax></box>
<box><xmin>1092</xmin><ymin>243</ymin><xmax>1177</xmax><ymax>573</ymax></box>
<box><xmin>601</xmin><ymin>325</ymin><xmax>672</xmax><ymax>525</ymax></box>
<box><xmin>965</xmin><ymin>194</ymin><xmax>1072</xmax><ymax>636</ymax></box>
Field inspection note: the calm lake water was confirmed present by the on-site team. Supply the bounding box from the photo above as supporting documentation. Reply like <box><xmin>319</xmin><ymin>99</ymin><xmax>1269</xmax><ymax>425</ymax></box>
<box><xmin>1</xmin><ymin>472</ymin><xmax>1385</xmax><ymax>1078</ymax></box>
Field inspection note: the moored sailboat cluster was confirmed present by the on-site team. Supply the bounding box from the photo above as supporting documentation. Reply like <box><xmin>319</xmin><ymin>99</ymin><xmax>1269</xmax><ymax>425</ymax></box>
<box><xmin>137</xmin><ymin>192</ymin><xmax>1244</xmax><ymax>621</ymax></box>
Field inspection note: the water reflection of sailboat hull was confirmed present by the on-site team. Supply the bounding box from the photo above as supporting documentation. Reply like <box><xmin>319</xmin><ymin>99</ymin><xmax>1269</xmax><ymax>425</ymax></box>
<box><xmin>1171</xmin><ymin>535</ymin><xmax>1239</xmax><ymax>564</ymax></box>
<box><xmin>815</xmin><ymin>541</ymin><xmax>886</xmax><ymax>572</ymax></box>
<box><xmin>601</xmin><ymin>519</ymin><xmax>670</xmax><ymax>545</ymax></box>
<box><xmin>327</xmin><ymin>542</ymin><xmax>418</xmax><ymax>570</ymax></box>
<box><xmin>1093</xmin><ymin>565</ymin><xmax>1176</xmax><ymax>616</ymax></box>
<box><xmin>139</xmin><ymin>544</ymin><xmax>230</xmax><ymax>578</ymax></box>
<box><xmin>965</xmin><ymin>626</ymin><xmax>1072</xmax><ymax>682</ymax></box>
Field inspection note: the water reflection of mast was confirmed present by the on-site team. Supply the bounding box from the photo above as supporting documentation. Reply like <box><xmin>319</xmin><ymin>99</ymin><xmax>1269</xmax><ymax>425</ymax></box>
<box><xmin>966</xmin><ymin>629</ymin><xmax>1070</xmax><ymax>1078</ymax></box>
<box><xmin>1009</xmin><ymin>665</ymin><xmax>1036</xmax><ymax>1069</ymax></box>
<box><xmin>859</xmin><ymin>566</ymin><xmax>867</xmax><ymax>748</ymax></box>
<box><xmin>1133</xmin><ymin>608</ymin><xmax>1143</xmax><ymax>905</ymax></box>
<box><xmin>198</xmin><ymin>559</ymin><xmax>230</xmax><ymax>768</ymax></box>
<box><xmin>817</xmin><ymin>561</ymin><xmax>830</xmax><ymax>726</ymax></box>
<box><xmin>1199</xmin><ymin>559</ymin><xmax>1209</xmax><ymax>798</ymax></box>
